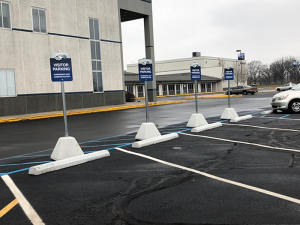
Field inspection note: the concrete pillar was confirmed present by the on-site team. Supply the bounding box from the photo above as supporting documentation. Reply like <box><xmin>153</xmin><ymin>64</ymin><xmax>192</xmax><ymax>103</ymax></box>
<box><xmin>166</xmin><ymin>84</ymin><xmax>169</xmax><ymax>95</ymax></box>
<box><xmin>144</xmin><ymin>15</ymin><xmax>157</xmax><ymax>102</ymax></box>
<box><xmin>132</xmin><ymin>85</ymin><xmax>135</xmax><ymax>96</ymax></box>
<box><xmin>205</xmin><ymin>83</ymin><xmax>207</xmax><ymax>92</ymax></box>
<box><xmin>159</xmin><ymin>84</ymin><xmax>162</xmax><ymax>96</ymax></box>
<box><xmin>180</xmin><ymin>84</ymin><xmax>183</xmax><ymax>94</ymax></box>
<box><xmin>142</xmin><ymin>84</ymin><xmax>145</xmax><ymax>97</ymax></box>
<box><xmin>198</xmin><ymin>83</ymin><xmax>201</xmax><ymax>93</ymax></box>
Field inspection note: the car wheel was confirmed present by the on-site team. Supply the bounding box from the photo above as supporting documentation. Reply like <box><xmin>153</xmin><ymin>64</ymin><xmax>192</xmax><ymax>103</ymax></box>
<box><xmin>251</xmin><ymin>92</ymin><xmax>255</xmax><ymax>95</ymax></box>
<box><xmin>277</xmin><ymin>88</ymin><xmax>280</xmax><ymax>92</ymax></box>
<box><xmin>288</xmin><ymin>100</ymin><xmax>300</xmax><ymax>113</ymax></box>
<box><xmin>243</xmin><ymin>91</ymin><xmax>247</xmax><ymax>95</ymax></box>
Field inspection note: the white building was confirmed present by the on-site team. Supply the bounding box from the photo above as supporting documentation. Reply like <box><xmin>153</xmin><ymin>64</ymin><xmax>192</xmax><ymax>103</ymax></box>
<box><xmin>0</xmin><ymin>0</ymin><xmax>155</xmax><ymax>116</ymax></box>
<box><xmin>125</xmin><ymin>54</ymin><xmax>246</xmax><ymax>97</ymax></box>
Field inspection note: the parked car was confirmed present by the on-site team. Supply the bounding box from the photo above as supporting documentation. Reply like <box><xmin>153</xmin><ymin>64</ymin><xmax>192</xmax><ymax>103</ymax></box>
<box><xmin>271</xmin><ymin>83</ymin><xmax>300</xmax><ymax>113</ymax></box>
<box><xmin>276</xmin><ymin>82</ymin><xmax>296</xmax><ymax>91</ymax></box>
<box><xmin>226</xmin><ymin>85</ymin><xmax>258</xmax><ymax>95</ymax></box>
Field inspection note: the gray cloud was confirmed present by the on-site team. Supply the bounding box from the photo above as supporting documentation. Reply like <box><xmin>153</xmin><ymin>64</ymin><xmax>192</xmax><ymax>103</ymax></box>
<box><xmin>121</xmin><ymin>0</ymin><xmax>300</xmax><ymax>69</ymax></box>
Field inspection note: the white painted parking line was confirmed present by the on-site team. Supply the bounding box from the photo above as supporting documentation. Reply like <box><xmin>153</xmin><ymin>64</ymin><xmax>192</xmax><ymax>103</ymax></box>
<box><xmin>181</xmin><ymin>133</ymin><xmax>300</xmax><ymax>153</ymax></box>
<box><xmin>116</xmin><ymin>147</ymin><xmax>300</xmax><ymax>205</ymax></box>
<box><xmin>223</xmin><ymin>123</ymin><xmax>300</xmax><ymax>132</ymax></box>
<box><xmin>1</xmin><ymin>175</ymin><xmax>44</xmax><ymax>225</ymax></box>
<box><xmin>253</xmin><ymin>116</ymin><xmax>300</xmax><ymax>121</ymax></box>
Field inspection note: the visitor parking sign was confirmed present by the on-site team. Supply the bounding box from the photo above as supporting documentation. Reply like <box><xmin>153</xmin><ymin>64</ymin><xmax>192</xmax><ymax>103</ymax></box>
<box><xmin>224</xmin><ymin>68</ymin><xmax>234</xmax><ymax>80</ymax></box>
<box><xmin>50</xmin><ymin>52</ymin><xmax>73</xmax><ymax>82</ymax></box>
<box><xmin>138</xmin><ymin>59</ymin><xmax>153</xmax><ymax>82</ymax></box>
<box><xmin>190</xmin><ymin>63</ymin><xmax>201</xmax><ymax>80</ymax></box>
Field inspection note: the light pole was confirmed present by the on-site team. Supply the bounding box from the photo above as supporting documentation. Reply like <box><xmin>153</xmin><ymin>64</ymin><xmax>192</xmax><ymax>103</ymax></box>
<box><xmin>236</xmin><ymin>50</ymin><xmax>245</xmax><ymax>85</ymax></box>
<box><xmin>293</xmin><ymin>60</ymin><xmax>299</xmax><ymax>84</ymax></box>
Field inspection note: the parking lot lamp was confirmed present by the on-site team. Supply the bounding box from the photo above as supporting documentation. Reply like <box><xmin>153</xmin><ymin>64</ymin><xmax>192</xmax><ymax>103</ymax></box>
<box><xmin>293</xmin><ymin>60</ymin><xmax>299</xmax><ymax>84</ymax></box>
<box><xmin>236</xmin><ymin>50</ymin><xmax>245</xmax><ymax>85</ymax></box>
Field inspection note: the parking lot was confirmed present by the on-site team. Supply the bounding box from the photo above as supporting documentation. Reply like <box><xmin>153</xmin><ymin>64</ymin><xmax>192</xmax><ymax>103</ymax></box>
<box><xmin>1</xmin><ymin>103</ymin><xmax>300</xmax><ymax>224</ymax></box>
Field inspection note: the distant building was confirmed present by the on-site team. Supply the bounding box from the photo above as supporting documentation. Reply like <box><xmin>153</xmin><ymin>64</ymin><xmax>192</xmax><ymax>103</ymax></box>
<box><xmin>0</xmin><ymin>0</ymin><xmax>155</xmax><ymax>116</ymax></box>
<box><xmin>125</xmin><ymin>55</ymin><xmax>246</xmax><ymax>97</ymax></box>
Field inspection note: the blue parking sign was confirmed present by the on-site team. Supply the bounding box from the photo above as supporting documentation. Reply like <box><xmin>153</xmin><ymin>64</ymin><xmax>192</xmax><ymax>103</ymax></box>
<box><xmin>191</xmin><ymin>63</ymin><xmax>201</xmax><ymax>80</ymax></box>
<box><xmin>224</xmin><ymin>68</ymin><xmax>234</xmax><ymax>80</ymax></box>
<box><xmin>138</xmin><ymin>59</ymin><xmax>153</xmax><ymax>82</ymax></box>
<box><xmin>50</xmin><ymin>52</ymin><xmax>73</xmax><ymax>82</ymax></box>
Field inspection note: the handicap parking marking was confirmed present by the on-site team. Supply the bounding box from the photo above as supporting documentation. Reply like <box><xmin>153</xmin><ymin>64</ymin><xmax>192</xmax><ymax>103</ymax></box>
<box><xmin>116</xmin><ymin>147</ymin><xmax>300</xmax><ymax>205</ymax></box>
<box><xmin>1</xmin><ymin>175</ymin><xmax>44</xmax><ymax>225</ymax></box>
<box><xmin>222</xmin><ymin>123</ymin><xmax>300</xmax><ymax>133</ymax></box>
<box><xmin>180</xmin><ymin>133</ymin><xmax>300</xmax><ymax>154</ymax></box>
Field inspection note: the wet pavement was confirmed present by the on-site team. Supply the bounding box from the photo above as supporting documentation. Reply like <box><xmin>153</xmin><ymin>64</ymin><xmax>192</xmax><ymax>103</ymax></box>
<box><xmin>4</xmin><ymin>90</ymin><xmax>300</xmax><ymax>224</ymax></box>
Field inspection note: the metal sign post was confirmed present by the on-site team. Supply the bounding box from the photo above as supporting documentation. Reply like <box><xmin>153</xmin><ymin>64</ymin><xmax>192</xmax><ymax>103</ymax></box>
<box><xmin>50</xmin><ymin>51</ymin><xmax>73</xmax><ymax>137</ymax></box>
<box><xmin>228</xmin><ymin>80</ymin><xmax>231</xmax><ymax>108</ymax></box>
<box><xmin>224</xmin><ymin>67</ymin><xmax>234</xmax><ymax>108</ymax></box>
<box><xmin>190</xmin><ymin>62</ymin><xmax>201</xmax><ymax>114</ymax></box>
<box><xmin>145</xmin><ymin>81</ymin><xmax>149</xmax><ymax>122</ymax></box>
<box><xmin>50</xmin><ymin>51</ymin><xmax>85</xmax><ymax>161</ymax></box>
<box><xmin>138</xmin><ymin>59</ymin><xmax>153</xmax><ymax>123</ymax></box>
<box><xmin>61</xmin><ymin>82</ymin><xmax>68</xmax><ymax>137</ymax></box>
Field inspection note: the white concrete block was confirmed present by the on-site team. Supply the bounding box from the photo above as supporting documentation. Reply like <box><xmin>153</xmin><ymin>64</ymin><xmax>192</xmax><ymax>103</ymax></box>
<box><xmin>29</xmin><ymin>150</ymin><xmax>110</xmax><ymax>175</ymax></box>
<box><xmin>220</xmin><ymin>108</ymin><xmax>239</xmax><ymax>120</ymax></box>
<box><xmin>135</xmin><ymin>122</ymin><xmax>161</xmax><ymax>140</ymax></box>
<box><xmin>230</xmin><ymin>115</ymin><xmax>253</xmax><ymax>122</ymax></box>
<box><xmin>191</xmin><ymin>122</ymin><xmax>222</xmax><ymax>133</ymax></box>
<box><xmin>51</xmin><ymin>137</ymin><xmax>84</xmax><ymax>161</ymax></box>
<box><xmin>261</xmin><ymin>110</ymin><xmax>274</xmax><ymax>115</ymax></box>
<box><xmin>132</xmin><ymin>133</ymin><xmax>179</xmax><ymax>148</ymax></box>
<box><xmin>187</xmin><ymin>113</ymin><xmax>208</xmax><ymax>127</ymax></box>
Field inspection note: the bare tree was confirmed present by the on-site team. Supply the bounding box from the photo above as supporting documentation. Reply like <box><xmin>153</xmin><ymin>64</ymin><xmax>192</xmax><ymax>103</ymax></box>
<box><xmin>259</xmin><ymin>65</ymin><xmax>272</xmax><ymax>85</ymax></box>
<box><xmin>247</xmin><ymin>60</ymin><xmax>264</xmax><ymax>85</ymax></box>
<box><xmin>269</xmin><ymin>57</ymin><xmax>297</xmax><ymax>84</ymax></box>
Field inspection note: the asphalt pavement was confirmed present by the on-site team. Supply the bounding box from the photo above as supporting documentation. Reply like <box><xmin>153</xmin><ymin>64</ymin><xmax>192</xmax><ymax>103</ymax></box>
<box><xmin>3</xmin><ymin>90</ymin><xmax>300</xmax><ymax>224</ymax></box>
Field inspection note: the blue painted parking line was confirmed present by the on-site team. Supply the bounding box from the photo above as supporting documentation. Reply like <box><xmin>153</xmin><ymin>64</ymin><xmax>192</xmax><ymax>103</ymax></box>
<box><xmin>81</xmin><ymin>143</ymin><xmax>133</xmax><ymax>148</ymax></box>
<box><xmin>280</xmin><ymin>114</ymin><xmax>290</xmax><ymax>118</ymax></box>
<box><xmin>79</xmin><ymin>133</ymin><xmax>136</xmax><ymax>144</ymax></box>
<box><xmin>177</xmin><ymin>128</ymin><xmax>192</xmax><ymax>133</ymax></box>
<box><xmin>0</xmin><ymin>161</ymin><xmax>51</xmax><ymax>167</ymax></box>
<box><xmin>0</xmin><ymin>149</ymin><xmax>53</xmax><ymax>161</ymax></box>
<box><xmin>0</xmin><ymin>167</ymin><xmax>31</xmax><ymax>177</ymax></box>
<box><xmin>1</xmin><ymin>143</ymin><xmax>134</xmax><ymax>176</ymax></box>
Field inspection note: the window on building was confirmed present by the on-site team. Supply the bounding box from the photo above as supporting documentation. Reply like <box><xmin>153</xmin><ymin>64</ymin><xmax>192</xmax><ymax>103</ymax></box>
<box><xmin>0</xmin><ymin>1</ymin><xmax>11</xmax><ymax>29</ymax></box>
<box><xmin>32</xmin><ymin>8</ymin><xmax>47</xmax><ymax>33</ymax></box>
<box><xmin>89</xmin><ymin>18</ymin><xmax>103</xmax><ymax>93</ymax></box>
<box><xmin>168</xmin><ymin>84</ymin><xmax>175</xmax><ymax>91</ymax></box>
<box><xmin>0</xmin><ymin>70</ymin><xmax>16</xmax><ymax>97</ymax></box>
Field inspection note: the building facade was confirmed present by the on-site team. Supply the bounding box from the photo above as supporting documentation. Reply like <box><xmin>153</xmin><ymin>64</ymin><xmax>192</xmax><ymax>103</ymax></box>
<box><xmin>125</xmin><ymin>55</ymin><xmax>246</xmax><ymax>97</ymax></box>
<box><xmin>0</xmin><ymin>0</ymin><xmax>155</xmax><ymax>116</ymax></box>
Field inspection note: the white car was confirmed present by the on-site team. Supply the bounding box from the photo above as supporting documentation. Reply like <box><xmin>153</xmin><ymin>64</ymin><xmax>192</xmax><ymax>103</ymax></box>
<box><xmin>271</xmin><ymin>84</ymin><xmax>300</xmax><ymax>113</ymax></box>
<box><xmin>276</xmin><ymin>82</ymin><xmax>296</xmax><ymax>91</ymax></box>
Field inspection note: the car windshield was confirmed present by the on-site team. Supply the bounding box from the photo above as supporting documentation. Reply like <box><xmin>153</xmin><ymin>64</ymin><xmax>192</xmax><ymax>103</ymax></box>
<box><xmin>291</xmin><ymin>84</ymin><xmax>300</xmax><ymax>90</ymax></box>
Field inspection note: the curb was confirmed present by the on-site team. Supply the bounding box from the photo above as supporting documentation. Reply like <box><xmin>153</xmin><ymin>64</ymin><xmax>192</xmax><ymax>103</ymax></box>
<box><xmin>0</xmin><ymin>100</ymin><xmax>190</xmax><ymax>124</ymax></box>
<box><xmin>185</xmin><ymin>95</ymin><xmax>243</xmax><ymax>99</ymax></box>
<box><xmin>136</xmin><ymin>91</ymin><xmax>225</xmax><ymax>99</ymax></box>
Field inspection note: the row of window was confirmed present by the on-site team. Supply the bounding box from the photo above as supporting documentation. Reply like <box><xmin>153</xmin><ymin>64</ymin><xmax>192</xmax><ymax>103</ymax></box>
<box><xmin>0</xmin><ymin>2</ymin><xmax>46</xmax><ymax>33</ymax></box>
<box><xmin>0</xmin><ymin>2</ymin><xmax>103</xmax><ymax>96</ymax></box>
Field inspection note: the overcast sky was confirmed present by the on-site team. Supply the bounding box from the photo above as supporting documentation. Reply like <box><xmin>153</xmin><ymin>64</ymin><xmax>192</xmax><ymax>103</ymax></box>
<box><xmin>121</xmin><ymin>0</ymin><xmax>300</xmax><ymax>69</ymax></box>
